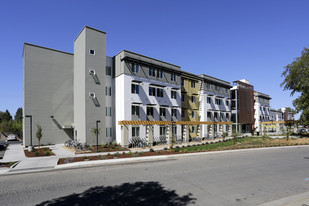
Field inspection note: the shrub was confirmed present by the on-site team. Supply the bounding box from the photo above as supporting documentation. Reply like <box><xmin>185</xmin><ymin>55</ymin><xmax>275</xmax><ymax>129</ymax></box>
<box><xmin>107</xmin><ymin>153</ymin><xmax>111</xmax><ymax>156</ymax></box>
<box><xmin>164</xmin><ymin>147</ymin><xmax>168</xmax><ymax>150</ymax></box>
<box><xmin>128</xmin><ymin>152</ymin><xmax>133</xmax><ymax>156</ymax></box>
<box><xmin>138</xmin><ymin>152</ymin><xmax>143</xmax><ymax>156</ymax></box>
<box><xmin>114</xmin><ymin>152</ymin><xmax>120</xmax><ymax>157</ymax></box>
<box><xmin>112</xmin><ymin>140</ymin><xmax>118</xmax><ymax>146</ymax></box>
<box><xmin>149</xmin><ymin>148</ymin><xmax>154</xmax><ymax>152</ymax></box>
<box><xmin>122</xmin><ymin>152</ymin><xmax>126</xmax><ymax>155</ymax></box>
<box><xmin>45</xmin><ymin>151</ymin><xmax>51</xmax><ymax>156</ymax></box>
<box><xmin>156</xmin><ymin>151</ymin><xmax>161</xmax><ymax>154</ymax></box>
<box><xmin>34</xmin><ymin>151</ymin><xmax>39</xmax><ymax>156</ymax></box>
<box><xmin>82</xmin><ymin>156</ymin><xmax>89</xmax><ymax>160</ymax></box>
<box><xmin>174</xmin><ymin>147</ymin><xmax>180</xmax><ymax>152</ymax></box>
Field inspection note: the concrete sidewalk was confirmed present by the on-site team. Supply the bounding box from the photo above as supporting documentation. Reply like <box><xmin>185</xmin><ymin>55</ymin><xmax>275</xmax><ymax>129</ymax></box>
<box><xmin>0</xmin><ymin>143</ymin><xmax>26</xmax><ymax>162</ymax></box>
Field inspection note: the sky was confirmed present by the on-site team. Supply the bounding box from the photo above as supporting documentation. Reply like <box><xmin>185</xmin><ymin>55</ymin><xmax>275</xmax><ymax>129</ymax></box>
<box><xmin>0</xmin><ymin>0</ymin><xmax>308</xmax><ymax>119</ymax></box>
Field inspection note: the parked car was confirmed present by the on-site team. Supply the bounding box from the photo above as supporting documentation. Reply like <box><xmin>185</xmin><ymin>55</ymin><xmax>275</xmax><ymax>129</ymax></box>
<box><xmin>6</xmin><ymin>134</ymin><xmax>18</xmax><ymax>141</ymax></box>
<box><xmin>0</xmin><ymin>141</ymin><xmax>8</xmax><ymax>150</ymax></box>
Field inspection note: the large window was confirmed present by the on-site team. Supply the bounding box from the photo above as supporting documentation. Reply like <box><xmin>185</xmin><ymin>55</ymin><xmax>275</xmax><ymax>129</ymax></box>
<box><xmin>215</xmin><ymin>98</ymin><xmax>222</xmax><ymax>105</ymax></box>
<box><xmin>158</xmin><ymin>70</ymin><xmax>163</xmax><ymax>78</ymax></box>
<box><xmin>131</xmin><ymin>63</ymin><xmax>139</xmax><ymax>73</ymax></box>
<box><xmin>160</xmin><ymin>126</ymin><xmax>166</xmax><ymax>136</ymax></box>
<box><xmin>171</xmin><ymin>73</ymin><xmax>176</xmax><ymax>81</ymax></box>
<box><xmin>131</xmin><ymin>84</ymin><xmax>139</xmax><ymax>94</ymax></box>
<box><xmin>181</xmin><ymin>109</ymin><xmax>185</xmax><ymax>118</ymax></box>
<box><xmin>191</xmin><ymin>96</ymin><xmax>196</xmax><ymax>103</ymax></box>
<box><xmin>149</xmin><ymin>87</ymin><xmax>156</xmax><ymax>96</ymax></box>
<box><xmin>172</xmin><ymin>126</ymin><xmax>177</xmax><ymax>135</ymax></box>
<box><xmin>207</xmin><ymin>97</ymin><xmax>211</xmax><ymax>104</ymax></box>
<box><xmin>106</xmin><ymin>66</ymin><xmax>112</xmax><ymax>76</ymax></box>
<box><xmin>171</xmin><ymin>90</ymin><xmax>177</xmax><ymax>99</ymax></box>
<box><xmin>181</xmin><ymin>79</ymin><xmax>184</xmax><ymax>86</ymax></box>
<box><xmin>192</xmin><ymin>111</ymin><xmax>196</xmax><ymax>118</ymax></box>
<box><xmin>157</xmin><ymin>88</ymin><xmax>164</xmax><ymax>97</ymax></box>
<box><xmin>149</xmin><ymin>68</ymin><xmax>155</xmax><ymax>76</ymax></box>
<box><xmin>205</xmin><ymin>82</ymin><xmax>210</xmax><ymax>89</ymax></box>
<box><xmin>226</xmin><ymin>100</ymin><xmax>229</xmax><ymax>106</ymax></box>
<box><xmin>132</xmin><ymin>105</ymin><xmax>140</xmax><ymax>116</ymax></box>
<box><xmin>191</xmin><ymin>81</ymin><xmax>195</xmax><ymax>88</ymax></box>
<box><xmin>147</xmin><ymin>107</ymin><xmax>154</xmax><ymax>117</ymax></box>
<box><xmin>132</xmin><ymin>126</ymin><xmax>140</xmax><ymax>137</ymax></box>
<box><xmin>172</xmin><ymin>109</ymin><xmax>177</xmax><ymax>117</ymax></box>
<box><xmin>181</xmin><ymin>94</ymin><xmax>185</xmax><ymax>102</ymax></box>
<box><xmin>106</xmin><ymin>107</ymin><xmax>112</xmax><ymax>116</ymax></box>
<box><xmin>106</xmin><ymin>87</ymin><xmax>112</xmax><ymax>96</ymax></box>
<box><xmin>160</xmin><ymin>108</ymin><xmax>166</xmax><ymax>117</ymax></box>
<box><xmin>106</xmin><ymin>128</ymin><xmax>112</xmax><ymax>137</ymax></box>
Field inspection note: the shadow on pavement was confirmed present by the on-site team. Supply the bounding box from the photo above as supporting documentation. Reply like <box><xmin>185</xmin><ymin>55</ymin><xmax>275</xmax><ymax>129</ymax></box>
<box><xmin>36</xmin><ymin>181</ymin><xmax>196</xmax><ymax>206</ymax></box>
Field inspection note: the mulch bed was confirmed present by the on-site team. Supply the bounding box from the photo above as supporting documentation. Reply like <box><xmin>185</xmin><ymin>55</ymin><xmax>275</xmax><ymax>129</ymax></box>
<box><xmin>24</xmin><ymin>148</ymin><xmax>55</xmax><ymax>157</ymax></box>
<box><xmin>58</xmin><ymin>150</ymin><xmax>179</xmax><ymax>164</ymax></box>
<box><xmin>75</xmin><ymin>145</ymin><xmax>129</xmax><ymax>154</ymax></box>
<box><xmin>0</xmin><ymin>162</ymin><xmax>15</xmax><ymax>168</ymax></box>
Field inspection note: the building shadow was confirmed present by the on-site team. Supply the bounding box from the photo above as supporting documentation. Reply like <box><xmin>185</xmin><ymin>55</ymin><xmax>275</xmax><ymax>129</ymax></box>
<box><xmin>36</xmin><ymin>181</ymin><xmax>196</xmax><ymax>206</ymax></box>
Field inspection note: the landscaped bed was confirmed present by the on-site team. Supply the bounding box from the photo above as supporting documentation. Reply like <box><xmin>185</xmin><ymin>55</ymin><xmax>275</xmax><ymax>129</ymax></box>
<box><xmin>24</xmin><ymin>147</ymin><xmax>55</xmax><ymax>157</ymax></box>
<box><xmin>58</xmin><ymin>136</ymin><xmax>309</xmax><ymax>165</ymax></box>
<box><xmin>0</xmin><ymin>162</ymin><xmax>16</xmax><ymax>168</ymax></box>
<box><xmin>73</xmin><ymin>143</ymin><xmax>129</xmax><ymax>154</ymax></box>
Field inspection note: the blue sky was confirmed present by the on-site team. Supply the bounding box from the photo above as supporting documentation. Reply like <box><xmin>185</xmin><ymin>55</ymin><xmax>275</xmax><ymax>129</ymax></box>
<box><xmin>0</xmin><ymin>0</ymin><xmax>308</xmax><ymax>119</ymax></box>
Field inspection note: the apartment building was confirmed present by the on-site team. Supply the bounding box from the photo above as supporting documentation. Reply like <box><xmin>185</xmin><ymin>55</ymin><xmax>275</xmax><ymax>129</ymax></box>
<box><xmin>180</xmin><ymin>71</ymin><xmax>201</xmax><ymax>140</ymax></box>
<box><xmin>231</xmin><ymin>79</ymin><xmax>255</xmax><ymax>134</ymax></box>
<box><xmin>199</xmin><ymin>74</ymin><xmax>232</xmax><ymax>138</ymax></box>
<box><xmin>114</xmin><ymin>50</ymin><xmax>182</xmax><ymax>147</ymax></box>
<box><xmin>254</xmin><ymin>91</ymin><xmax>271</xmax><ymax>133</ymax></box>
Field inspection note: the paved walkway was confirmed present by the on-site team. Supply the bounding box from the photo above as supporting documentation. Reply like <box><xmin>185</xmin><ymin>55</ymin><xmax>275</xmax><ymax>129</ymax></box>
<box><xmin>0</xmin><ymin>143</ymin><xmax>26</xmax><ymax>162</ymax></box>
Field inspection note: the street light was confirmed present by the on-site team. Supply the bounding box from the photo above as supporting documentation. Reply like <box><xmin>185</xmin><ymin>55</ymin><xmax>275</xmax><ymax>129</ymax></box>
<box><xmin>96</xmin><ymin>120</ymin><xmax>101</xmax><ymax>152</ymax></box>
<box><xmin>25</xmin><ymin>115</ymin><xmax>33</xmax><ymax>150</ymax></box>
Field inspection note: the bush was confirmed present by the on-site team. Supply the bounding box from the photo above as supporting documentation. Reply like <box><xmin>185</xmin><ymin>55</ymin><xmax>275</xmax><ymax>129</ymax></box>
<box><xmin>128</xmin><ymin>152</ymin><xmax>133</xmax><ymax>156</ymax></box>
<box><xmin>45</xmin><ymin>151</ymin><xmax>51</xmax><ymax>156</ymax></box>
<box><xmin>174</xmin><ymin>147</ymin><xmax>180</xmax><ymax>152</ymax></box>
<box><xmin>114</xmin><ymin>152</ymin><xmax>120</xmax><ymax>157</ymax></box>
<box><xmin>34</xmin><ymin>151</ymin><xmax>39</xmax><ymax>156</ymax></box>
<box><xmin>149</xmin><ymin>148</ymin><xmax>154</xmax><ymax>152</ymax></box>
<box><xmin>156</xmin><ymin>151</ymin><xmax>161</xmax><ymax>154</ymax></box>
<box><xmin>164</xmin><ymin>147</ymin><xmax>168</xmax><ymax>150</ymax></box>
<box><xmin>138</xmin><ymin>152</ymin><xmax>143</xmax><ymax>156</ymax></box>
<box><xmin>82</xmin><ymin>156</ymin><xmax>89</xmax><ymax>160</ymax></box>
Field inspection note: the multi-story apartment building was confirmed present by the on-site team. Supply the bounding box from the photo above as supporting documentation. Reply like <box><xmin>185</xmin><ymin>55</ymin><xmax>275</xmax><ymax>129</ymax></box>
<box><xmin>254</xmin><ymin>91</ymin><xmax>271</xmax><ymax>133</ymax></box>
<box><xmin>180</xmin><ymin>71</ymin><xmax>201</xmax><ymax>140</ymax></box>
<box><xmin>231</xmin><ymin>79</ymin><xmax>255</xmax><ymax>134</ymax></box>
<box><xmin>199</xmin><ymin>74</ymin><xmax>232</xmax><ymax>138</ymax></box>
<box><xmin>115</xmin><ymin>50</ymin><xmax>182</xmax><ymax>147</ymax></box>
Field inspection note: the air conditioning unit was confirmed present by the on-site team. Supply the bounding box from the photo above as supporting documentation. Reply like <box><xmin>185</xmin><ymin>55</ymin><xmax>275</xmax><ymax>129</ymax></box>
<box><xmin>89</xmin><ymin>92</ymin><xmax>96</xmax><ymax>99</ymax></box>
<box><xmin>89</xmin><ymin>69</ymin><xmax>96</xmax><ymax>76</ymax></box>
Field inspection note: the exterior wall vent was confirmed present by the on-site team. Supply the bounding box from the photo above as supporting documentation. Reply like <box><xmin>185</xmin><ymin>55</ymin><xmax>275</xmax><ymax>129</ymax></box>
<box><xmin>89</xmin><ymin>69</ymin><xmax>96</xmax><ymax>76</ymax></box>
<box><xmin>89</xmin><ymin>92</ymin><xmax>96</xmax><ymax>99</ymax></box>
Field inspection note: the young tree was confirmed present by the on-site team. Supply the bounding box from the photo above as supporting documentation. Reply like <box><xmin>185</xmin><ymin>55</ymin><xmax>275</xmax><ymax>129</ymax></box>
<box><xmin>281</xmin><ymin>47</ymin><xmax>309</xmax><ymax>124</ymax></box>
<box><xmin>36</xmin><ymin>123</ymin><xmax>43</xmax><ymax>151</ymax></box>
<box><xmin>14</xmin><ymin>108</ymin><xmax>23</xmax><ymax>122</ymax></box>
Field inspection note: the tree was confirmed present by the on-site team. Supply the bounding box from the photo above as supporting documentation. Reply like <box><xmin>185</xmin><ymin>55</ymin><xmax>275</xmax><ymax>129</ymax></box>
<box><xmin>281</xmin><ymin>47</ymin><xmax>309</xmax><ymax>125</ymax></box>
<box><xmin>1</xmin><ymin>110</ymin><xmax>12</xmax><ymax>122</ymax></box>
<box><xmin>14</xmin><ymin>108</ymin><xmax>23</xmax><ymax>122</ymax></box>
<box><xmin>36</xmin><ymin>123</ymin><xmax>43</xmax><ymax>150</ymax></box>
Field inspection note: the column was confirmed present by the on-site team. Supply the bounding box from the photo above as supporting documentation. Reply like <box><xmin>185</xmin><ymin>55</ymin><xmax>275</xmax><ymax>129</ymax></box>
<box><xmin>121</xmin><ymin>125</ymin><xmax>129</xmax><ymax>148</ymax></box>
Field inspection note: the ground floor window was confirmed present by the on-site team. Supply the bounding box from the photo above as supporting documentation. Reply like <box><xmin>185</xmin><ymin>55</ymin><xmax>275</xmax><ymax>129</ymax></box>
<box><xmin>160</xmin><ymin>126</ymin><xmax>166</xmax><ymax>136</ymax></box>
<box><xmin>106</xmin><ymin>128</ymin><xmax>112</xmax><ymax>137</ymax></box>
<box><xmin>132</xmin><ymin>126</ymin><xmax>140</xmax><ymax>137</ymax></box>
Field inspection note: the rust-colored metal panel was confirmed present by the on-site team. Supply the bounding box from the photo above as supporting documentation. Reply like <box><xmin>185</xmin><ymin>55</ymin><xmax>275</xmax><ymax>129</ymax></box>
<box><xmin>235</xmin><ymin>81</ymin><xmax>254</xmax><ymax>125</ymax></box>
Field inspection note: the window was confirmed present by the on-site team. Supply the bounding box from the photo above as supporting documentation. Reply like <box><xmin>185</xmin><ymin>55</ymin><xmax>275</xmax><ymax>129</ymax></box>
<box><xmin>171</xmin><ymin>73</ymin><xmax>176</xmax><ymax>81</ymax></box>
<box><xmin>106</xmin><ymin>87</ymin><xmax>112</xmax><ymax>96</ymax></box>
<box><xmin>106</xmin><ymin>66</ymin><xmax>112</xmax><ymax>76</ymax></box>
<box><xmin>191</xmin><ymin>96</ymin><xmax>196</xmax><ymax>103</ymax></box>
<box><xmin>160</xmin><ymin>108</ymin><xmax>166</xmax><ymax>117</ymax></box>
<box><xmin>132</xmin><ymin>105</ymin><xmax>139</xmax><ymax>116</ymax></box>
<box><xmin>220</xmin><ymin>113</ymin><xmax>224</xmax><ymax>121</ymax></box>
<box><xmin>147</xmin><ymin>107</ymin><xmax>154</xmax><ymax>116</ymax></box>
<box><xmin>172</xmin><ymin>109</ymin><xmax>177</xmax><ymax>117</ymax></box>
<box><xmin>181</xmin><ymin>79</ymin><xmax>184</xmax><ymax>86</ymax></box>
<box><xmin>181</xmin><ymin>94</ymin><xmax>185</xmax><ymax>102</ymax></box>
<box><xmin>181</xmin><ymin>109</ymin><xmax>185</xmax><ymax>118</ymax></box>
<box><xmin>206</xmin><ymin>82</ymin><xmax>210</xmax><ymax>89</ymax></box>
<box><xmin>160</xmin><ymin>126</ymin><xmax>166</xmax><ymax>136</ymax></box>
<box><xmin>214</xmin><ymin>85</ymin><xmax>218</xmax><ymax>91</ymax></box>
<box><xmin>157</xmin><ymin>88</ymin><xmax>164</xmax><ymax>97</ymax></box>
<box><xmin>89</xmin><ymin>49</ymin><xmax>95</xmax><ymax>55</ymax></box>
<box><xmin>172</xmin><ymin>125</ymin><xmax>177</xmax><ymax>135</ymax></box>
<box><xmin>149</xmin><ymin>68</ymin><xmax>155</xmax><ymax>76</ymax></box>
<box><xmin>191</xmin><ymin>81</ymin><xmax>195</xmax><ymax>88</ymax></box>
<box><xmin>106</xmin><ymin>107</ymin><xmax>112</xmax><ymax>116</ymax></box>
<box><xmin>131</xmin><ymin>63</ymin><xmax>139</xmax><ymax>73</ymax></box>
<box><xmin>171</xmin><ymin>90</ymin><xmax>177</xmax><ymax>99</ymax></box>
<box><xmin>191</xmin><ymin>126</ymin><xmax>196</xmax><ymax>133</ymax></box>
<box><xmin>215</xmin><ymin>98</ymin><xmax>222</xmax><ymax>105</ymax></box>
<box><xmin>159</xmin><ymin>70</ymin><xmax>163</xmax><ymax>78</ymax></box>
<box><xmin>132</xmin><ymin>126</ymin><xmax>140</xmax><ymax>137</ymax></box>
<box><xmin>207</xmin><ymin>97</ymin><xmax>211</xmax><ymax>104</ymax></box>
<box><xmin>214</xmin><ymin>112</ymin><xmax>218</xmax><ymax>120</ymax></box>
<box><xmin>149</xmin><ymin>87</ymin><xmax>156</xmax><ymax>96</ymax></box>
<box><xmin>131</xmin><ymin>84</ymin><xmax>139</xmax><ymax>94</ymax></box>
<box><xmin>106</xmin><ymin>128</ymin><xmax>112</xmax><ymax>137</ymax></box>
<box><xmin>192</xmin><ymin>111</ymin><xmax>196</xmax><ymax>118</ymax></box>
<box><xmin>226</xmin><ymin>100</ymin><xmax>229</xmax><ymax>106</ymax></box>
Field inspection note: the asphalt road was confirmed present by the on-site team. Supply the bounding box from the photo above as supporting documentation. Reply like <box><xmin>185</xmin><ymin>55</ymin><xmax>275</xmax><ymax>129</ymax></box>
<box><xmin>1</xmin><ymin>147</ymin><xmax>309</xmax><ymax>206</ymax></box>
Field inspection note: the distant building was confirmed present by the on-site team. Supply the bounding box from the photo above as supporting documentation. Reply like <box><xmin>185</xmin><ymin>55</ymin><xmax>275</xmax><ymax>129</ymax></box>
<box><xmin>254</xmin><ymin>91</ymin><xmax>271</xmax><ymax>133</ymax></box>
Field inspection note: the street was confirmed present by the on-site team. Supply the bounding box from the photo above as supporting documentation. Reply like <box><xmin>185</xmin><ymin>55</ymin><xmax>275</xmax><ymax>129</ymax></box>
<box><xmin>1</xmin><ymin>147</ymin><xmax>309</xmax><ymax>206</ymax></box>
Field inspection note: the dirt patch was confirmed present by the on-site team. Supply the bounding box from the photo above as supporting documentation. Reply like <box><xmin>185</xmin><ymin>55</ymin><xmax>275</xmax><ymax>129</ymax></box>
<box><xmin>74</xmin><ymin>145</ymin><xmax>129</xmax><ymax>154</ymax></box>
<box><xmin>24</xmin><ymin>148</ymin><xmax>55</xmax><ymax>157</ymax></box>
